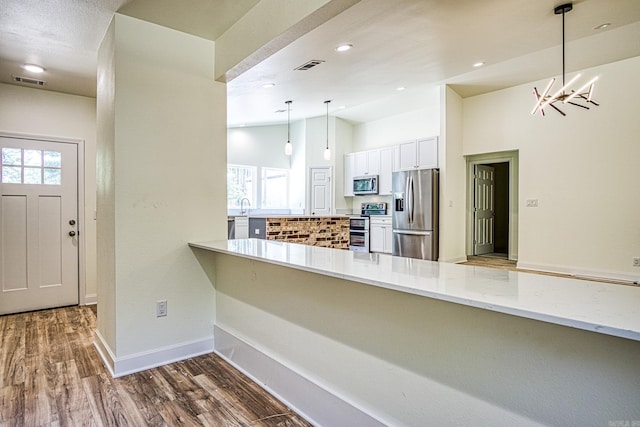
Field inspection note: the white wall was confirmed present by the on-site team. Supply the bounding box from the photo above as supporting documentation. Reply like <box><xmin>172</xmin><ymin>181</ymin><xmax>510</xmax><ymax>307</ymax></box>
<box><xmin>228</xmin><ymin>125</ymin><xmax>290</xmax><ymax>168</ymax></box>
<box><xmin>0</xmin><ymin>83</ymin><xmax>97</xmax><ymax>303</ymax></box>
<box><xmin>463</xmin><ymin>56</ymin><xmax>640</xmax><ymax>280</ymax></box>
<box><xmin>289</xmin><ymin>120</ymin><xmax>306</xmax><ymax>212</ymax></box>
<box><xmin>334</xmin><ymin>117</ymin><xmax>354</xmax><ymax>213</ymax></box>
<box><xmin>352</xmin><ymin>86</ymin><xmax>440</xmax><ymax>151</ymax></box>
<box><xmin>96</xmin><ymin>14</ymin><xmax>226</xmax><ymax>366</ymax></box>
<box><xmin>439</xmin><ymin>86</ymin><xmax>466</xmax><ymax>263</ymax></box>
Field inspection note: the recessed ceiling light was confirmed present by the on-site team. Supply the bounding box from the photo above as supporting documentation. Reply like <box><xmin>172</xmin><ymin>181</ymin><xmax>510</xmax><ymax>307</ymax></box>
<box><xmin>593</xmin><ymin>23</ymin><xmax>611</xmax><ymax>30</ymax></box>
<box><xmin>396</xmin><ymin>86</ymin><xmax>406</xmax><ymax>91</ymax></box>
<box><xmin>23</xmin><ymin>64</ymin><xmax>45</xmax><ymax>73</ymax></box>
<box><xmin>473</xmin><ymin>61</ymin><xmax>485</xmax><ymax>68</ymax></box>
<box><xmin>262</xmin><ymin>83</ymin><xmax>275</xmax><ymax>88</ymax></box>
<box><xmin>335</xmin><ymin>44</ymin><xmax>353</xmax><ymax>52</ymax></box>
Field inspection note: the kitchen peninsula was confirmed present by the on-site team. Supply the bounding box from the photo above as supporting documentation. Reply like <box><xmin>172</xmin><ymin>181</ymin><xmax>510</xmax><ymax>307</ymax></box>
<box><xmin>190</xmin><ymin>239</ymin><xmax>640</xmax><ymax>426</ymax></box>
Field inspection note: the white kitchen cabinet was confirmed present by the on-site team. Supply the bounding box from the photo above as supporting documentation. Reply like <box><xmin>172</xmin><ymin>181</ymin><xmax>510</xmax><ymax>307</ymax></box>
<box><xmin>417</xmin><ymin>137</ymin><xmax>438</xmax><ymax>169</ymax></box>
<box><xmin>367</xmin><ymin>149</ymin><xmax>381</xmax><ymax>175</ymax></box>
<box><xmin>379</xmin><ymin>147</ymin><xmax>394</xmax><ymax>195</ymax></box>
<box><xmin>344</xmin><ymin>153</ymin><xmax>355</xmax><ymax>196</ymax></box>
<box><xmin>353</xmin><ymin>149</ymin><xmax>380</xmax><ymax>176</ymax></box>
<box><xmin>354</xmin><ymin>151</ymin><xmax>368</xmax><ymax>176</ymax></box>
<box><xmin>234</xmin><ymin>216</ymin><xmax>249</xmax><ymax>239</ymax></box>
<box><xmin>398</xmin><ymin>137</ymin><xmax>438</xmax><ymax>170</ymax></box>
<box><xmin>393</xmin><ymin>145</ymin><xmax>401</xmax><ymax>172</ymax></box>
<box><xmin>370</xmin><ymin>216</ymin><xmax>393</xmax><ymax>254</ymax></box>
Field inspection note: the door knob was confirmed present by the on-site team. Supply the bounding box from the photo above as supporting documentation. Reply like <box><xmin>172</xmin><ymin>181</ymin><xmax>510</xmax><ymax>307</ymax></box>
<box><xmin>69</xmin><ymin>219</ymin><xmax>76</xmax><ymax>226</ymax></box>
<box><xmin>69</xmin><ymin>231</ymin><xmax>76</xmax><ymax>237</ymax></box>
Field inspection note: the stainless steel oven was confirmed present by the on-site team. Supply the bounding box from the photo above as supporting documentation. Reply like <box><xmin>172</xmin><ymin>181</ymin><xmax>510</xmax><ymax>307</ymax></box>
<box><xmin>349</xmin><ymin>216</ymin><xmax>370</xmax><ymax>252</ymax></box>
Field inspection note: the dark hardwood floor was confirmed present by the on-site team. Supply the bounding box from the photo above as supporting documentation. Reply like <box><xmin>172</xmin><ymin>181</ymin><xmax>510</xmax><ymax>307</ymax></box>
<box><xmin>0</xmin><ymin>306</ymin><xmax>312</xmax><ymax>426</ymax></box>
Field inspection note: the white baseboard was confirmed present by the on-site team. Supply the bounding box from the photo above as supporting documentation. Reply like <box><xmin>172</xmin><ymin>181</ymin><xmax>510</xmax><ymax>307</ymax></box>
<box><xmin>94</xmin><ymin>330</ymin><xmax>214</xmax><ymax>378</ymax></box>
<box><xmin>214</xmin><ymin>325</ymin><xmax>387</xmax><ymax>427</ymax></box>
<box><xmin>445</xmin><ymin>256</ymin><xmax>468</xmax><ymax>264</ymax></box>
<box><xmin>94</xmin><ymin>330</ymin><xmax>116</xmax><ymax>377</ymax></box>
<box><xmin>516</xmin><ymin>262</ymin><xmax>639</xmax><ymax>283</ymax></box>
<box><xmin>83</xmin><ymin>293</ymin><xmax>97</xmax><ymax>305</ymax></box>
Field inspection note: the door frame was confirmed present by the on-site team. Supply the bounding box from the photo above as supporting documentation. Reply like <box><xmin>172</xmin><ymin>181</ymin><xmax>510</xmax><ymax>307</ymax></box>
<box><xmin>0</xmin><ymin>131</ymin><xmax>87</xmax><ymax>306</ymax></box>
<box><xmin>307</xmin><ymin>166</ymin><xmax>332</xmax><ymax>215</ymax></box>
<box><xmin>465</xmin><ymin>150</ymin><xmax>518</xmax><ymax>261</ymax></box>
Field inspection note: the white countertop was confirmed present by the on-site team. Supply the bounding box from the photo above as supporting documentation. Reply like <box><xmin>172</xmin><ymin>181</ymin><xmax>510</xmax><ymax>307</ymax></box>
<box><xmin>189</xmin><ymin>239</ymin><xmax>640</xmax><ymax>342</ymax></box>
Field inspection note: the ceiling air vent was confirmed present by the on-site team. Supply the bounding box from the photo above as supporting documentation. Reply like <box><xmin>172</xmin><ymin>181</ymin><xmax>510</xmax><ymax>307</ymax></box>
<box><xmin>294</xmin><ymin>60</ymin><xmax>325</xmax><ymax>71</ymax></box>
<box><xmin>13</xmin><ymin>75</ymin><xmax>47</xmax><ymax>86</ymax></box>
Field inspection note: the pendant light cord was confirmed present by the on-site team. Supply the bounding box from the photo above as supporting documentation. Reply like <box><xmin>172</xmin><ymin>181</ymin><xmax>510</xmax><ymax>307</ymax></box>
<box><xmin>287</xmin><ymin>101</ymin><xmax>291</xmax><ymax>142</ymax></box>
<box><xmin>562</xmin><ymin>9</ymin><xmax>566</xmax><ymax>88</ymax></box>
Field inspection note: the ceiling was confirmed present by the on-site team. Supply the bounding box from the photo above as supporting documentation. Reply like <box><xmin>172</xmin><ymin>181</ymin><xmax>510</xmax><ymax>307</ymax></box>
<box><xmin>2</xmin><ymin>0</ymin><xmax>639</xmax><ymax>127</ymax></box>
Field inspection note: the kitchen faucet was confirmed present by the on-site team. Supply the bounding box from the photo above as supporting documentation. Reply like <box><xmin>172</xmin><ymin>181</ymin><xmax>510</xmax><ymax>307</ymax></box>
<box><xmin>240</xmin><ymin>198</ymin><xmax>251</xmax><ymax>215</ymax></box>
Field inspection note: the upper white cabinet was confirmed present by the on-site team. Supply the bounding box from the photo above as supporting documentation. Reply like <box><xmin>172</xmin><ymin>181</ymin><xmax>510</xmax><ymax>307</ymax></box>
<box><xmin>344</xmin><ymin>153</ymin><xmax>355</xmax><ymax>197</ymax></box>
<box><xmin>398</xmin><ymin>137</ymin><xmax>438</xmax><ymax>170</ymax></box>
<box><xmin>379</xmin><ymin>147</ymin><xmax>394</xmax><ymax>195</ymax></box>
<box><xmin>354</xmin><ymin>149</ymin><xmax>380</xmax><ymax>176</ymax></box>
<box><xmin>343</xmin><ymin>136</ymin><xmax>438</xmax><ymax>199</ymax></box>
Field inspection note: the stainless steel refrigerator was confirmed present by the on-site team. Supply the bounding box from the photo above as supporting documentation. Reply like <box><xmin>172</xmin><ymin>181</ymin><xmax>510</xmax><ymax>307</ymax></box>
<box><xmin>392</xmin><ymin>169</ymin><xmax>439</xmax><ymax>260</ymax></box>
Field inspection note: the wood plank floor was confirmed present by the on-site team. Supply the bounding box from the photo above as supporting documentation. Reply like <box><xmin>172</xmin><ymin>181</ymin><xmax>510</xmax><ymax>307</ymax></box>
<box><xmin>461</xmin><ymin>255</ymin><xmax>637</xmax><ymax>287</ymax></box>
<box><xmin>0</xmin><ymin>306</ymin><xmax>312</xmax><ymax>427</ymax></box>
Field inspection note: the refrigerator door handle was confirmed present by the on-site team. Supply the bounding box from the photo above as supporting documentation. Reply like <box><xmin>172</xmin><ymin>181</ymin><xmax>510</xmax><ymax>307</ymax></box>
<box><xmin>408</xmin><ymin>176</ymin><xmax>414</xmax><ymax>223</ymax></box>
<box><xmin>392</xmin><ymin>230</ymin><xmax>431</xmax><ymax>236</ymax></box>
<box><xmin>404</xmin><ymin>177</ymin><xmax>410</xmax><ymax>223</ymax></box>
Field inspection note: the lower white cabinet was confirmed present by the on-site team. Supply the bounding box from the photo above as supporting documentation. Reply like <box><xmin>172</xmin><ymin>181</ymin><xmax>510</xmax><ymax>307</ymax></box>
<box><xmin>234</xmin><ymin>216</ymin><xmax>249</xmax><ymax>239</ymax></box>
<box><xmin>370</xmin><ymin>216</ymin><xmax>393</xmax><ymax>254</ymax></box>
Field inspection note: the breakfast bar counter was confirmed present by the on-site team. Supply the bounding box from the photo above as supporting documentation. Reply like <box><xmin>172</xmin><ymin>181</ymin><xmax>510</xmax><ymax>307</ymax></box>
<box><xmin>189</xmin><ymin>239</ymin><xmax>640</xmax><ymax>426</ymax></box>
<box><xmin>190</xmin><ymin>239</ymin><xmax>640</xmax><ymax>342</ymax></box>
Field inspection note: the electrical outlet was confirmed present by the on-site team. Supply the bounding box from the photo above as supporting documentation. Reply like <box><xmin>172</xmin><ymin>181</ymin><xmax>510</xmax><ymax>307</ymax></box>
<box><xmin>526</xmin><ymin>199</ymin><xmax>539</xmax><ymax>208</ymax></box>
<box><xmin>633</xmin><ymin>257</ymin><xmax>640</xmax><ymax>267</ymax></box>
<box><xmin>156</xmin><ymin>300</ymin><xmax>167</xmax><ymax>317</ymax></box>
<box><xmin>254</xmin><ymin>228</ymin><xmax>260</xmax><ymax>235</ymax></box>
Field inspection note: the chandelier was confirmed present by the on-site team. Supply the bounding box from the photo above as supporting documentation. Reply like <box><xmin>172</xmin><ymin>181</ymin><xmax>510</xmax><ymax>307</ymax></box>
<box><xmin>531</xmin><ymin>3</ymin><xmax>599</xmax><ymax>117</ymax></box>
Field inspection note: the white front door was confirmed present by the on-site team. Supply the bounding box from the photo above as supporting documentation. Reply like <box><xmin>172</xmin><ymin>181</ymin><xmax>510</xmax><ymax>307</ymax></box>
<box><xmin>474</xmin><ymin>164</ymin><xmax>495</xmax><ymax>255</ymax></box>
<box><xmin>0</xmin><ymin>137</ymin><xmax>79</xmax><ymax>315</ymax></box>
<box><xmin>309</xmin><ymin>167</ymin><xmax>331</xmax><ymax>215</ymax></box>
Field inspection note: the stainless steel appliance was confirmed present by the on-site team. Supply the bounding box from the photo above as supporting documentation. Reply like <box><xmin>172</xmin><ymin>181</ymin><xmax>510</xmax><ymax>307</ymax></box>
<box><xmin>361</xmin><ymin>202</ymin><xmax>387</xmax><ymax>216</ymax></box>
<box><xmin>392</xmin><ymin>169</ymin><xmax>439</xmax><ymax>260</ymax></box>
<box><xmin>349</xmin><ymin>203</ymin><xmax>387</xmax><ymax>252</ymax></box>
<box><xmin>353</xmin><ymin>175</ymin><xmax>379</xmax><ymax>195</ymax></box>
<box><xmin>349</xmin><ymin>216</ymin><xmax>370</xmax><ymax>252</ymax></box>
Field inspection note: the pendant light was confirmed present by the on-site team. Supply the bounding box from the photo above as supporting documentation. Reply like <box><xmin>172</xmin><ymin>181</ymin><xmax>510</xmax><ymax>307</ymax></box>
<box><xmin>531</xmin><ymin>2</ymin><xmax>599</xmax><ymax>117</ymax></box>
<box><xmin>323</xmin><ymin>100</ymin><xmax>331</xmax><ymax>161</ymax></box>
<box><xmin>284</xmin><ymin>100</ymin><xmax>293</xmax><ymax>156</ymax></box>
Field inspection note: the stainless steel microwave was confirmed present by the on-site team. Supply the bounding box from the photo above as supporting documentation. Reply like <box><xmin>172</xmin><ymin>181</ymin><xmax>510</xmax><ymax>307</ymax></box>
<box><xmin>353</xmin><ymin>175</ymin><xmax>378</xmax><ymax>195</ymax></box>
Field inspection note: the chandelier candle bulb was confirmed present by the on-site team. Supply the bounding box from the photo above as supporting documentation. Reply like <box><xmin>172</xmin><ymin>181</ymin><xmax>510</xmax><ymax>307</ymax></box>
<box><xmin>531</xmin><ymin>77</ymin><xmax>556</xmax><ymax>115</ymax></box>
<box><xmin>563</xmin><ymin>76</ymin><xmax>599</xmax><ymax>104</ymax></box>
<box><xmin>538</xmin><ymin>74</ymin><xmax>581</xmax><ymax>112</ymax></box>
